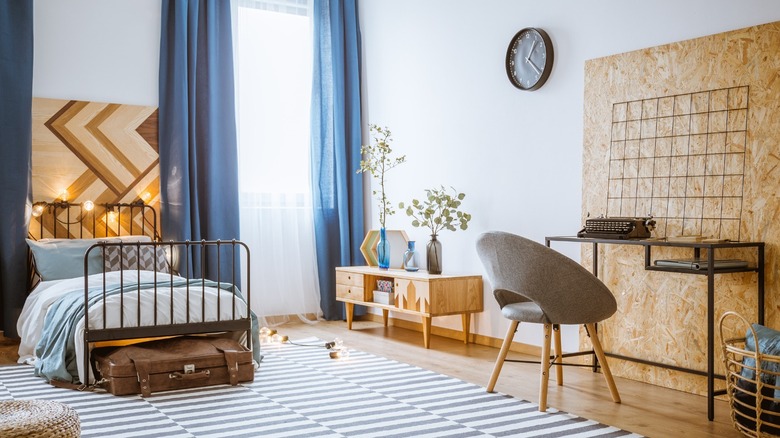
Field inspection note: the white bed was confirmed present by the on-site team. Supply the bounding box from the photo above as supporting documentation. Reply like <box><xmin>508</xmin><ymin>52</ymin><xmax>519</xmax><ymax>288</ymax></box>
<box><xmin>23</xmin><ymin>203</ymin><xmax>256</xmax><ymax>386</ymax></box>
<box><xmin>18</xmin><ymin>270</ymin><xmax>251</xmax><ymax>384</ymax></box>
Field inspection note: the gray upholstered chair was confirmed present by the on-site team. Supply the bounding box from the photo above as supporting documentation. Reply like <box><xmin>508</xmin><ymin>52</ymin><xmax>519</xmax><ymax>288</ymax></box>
<box><xmin>476</xmin><ymin>231</ymin><xmax>621</xmax><ymax>411</ymax></box>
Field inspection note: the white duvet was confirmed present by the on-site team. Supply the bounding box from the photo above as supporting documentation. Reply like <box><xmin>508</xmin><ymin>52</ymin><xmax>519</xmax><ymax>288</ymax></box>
<box><xmin>17</xmin><ymin>270</ymin><xmax>250</xmax><ymax>383</ymax></box>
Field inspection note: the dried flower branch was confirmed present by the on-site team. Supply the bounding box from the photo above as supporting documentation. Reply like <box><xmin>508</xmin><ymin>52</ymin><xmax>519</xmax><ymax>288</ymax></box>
<box><xmin>357</xmin><ymin>124</ymin><xmax>406</xmax><ymax>228</ymax></box>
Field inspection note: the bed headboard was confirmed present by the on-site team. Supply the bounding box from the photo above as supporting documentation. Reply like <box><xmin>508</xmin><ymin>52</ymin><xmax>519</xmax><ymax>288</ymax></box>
<box><xmin>29</xmin><ymin>200</ymin><xmax>159</xmax><ymax>241</ymax></box>
<box><xmin>27</xmin><ymin>200</ymin><xmax>159</xmax><ymax>292</ymax></box>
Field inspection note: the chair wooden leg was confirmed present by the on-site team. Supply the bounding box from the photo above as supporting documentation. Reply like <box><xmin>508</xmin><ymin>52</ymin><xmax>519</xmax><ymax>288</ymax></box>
<box><xmin>586</xmin><ymin>323</ymin><xmax>621</xmax><ymax>403</ymax></box>
<box><xmin>553</xmin><ymin>324</ymin><xmax>563</xmax><ymax>386</ymax></box>
<box><xmin>487</xmin><ymin>320</ymin><xmax>518</xmax><ymax>392</ymax></box>
<box><xmin>539</xmin><ymin>323</ymin><xmax>553</xmax><ymax>411</ymax></box>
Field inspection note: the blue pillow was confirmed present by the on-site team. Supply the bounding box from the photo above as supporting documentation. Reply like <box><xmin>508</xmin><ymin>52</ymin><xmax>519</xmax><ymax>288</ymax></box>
<box><xmin>735</xmin><ymin>323</ymin><xmax>780</xmax><ymax>434</ymax></box>
<box><xmin>26</xmin><ymin>239</ymin><xmax>105</xmax><ymax>281</ymax></box>
<box><xmin>742</xmin><ymin>323</ymin><xmax>780</xmax><ymax>385</ymax></box>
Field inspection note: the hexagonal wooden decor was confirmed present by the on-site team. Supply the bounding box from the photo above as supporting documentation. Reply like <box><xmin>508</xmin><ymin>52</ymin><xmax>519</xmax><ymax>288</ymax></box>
<box><xmin>359</xmin><ymin>230</ymin><xmax>380</xmax><ymax>266</ymax></box>
<box><xmin>359</xmin><ymin>230</ymin><xmax>410</xmax><ymax>269</ymax></box>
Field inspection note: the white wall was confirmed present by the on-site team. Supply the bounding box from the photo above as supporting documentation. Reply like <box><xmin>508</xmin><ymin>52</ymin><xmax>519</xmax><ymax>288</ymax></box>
<box><xmin>33</xmin><ymin>0</ymin><xmax>160</xmax><ymax>106</ymax></box>
<box><xmin>32</xmin><ymin>0</ymin><xmax>780</xmax><ymax>351</ymax></box>
<box><xmin>358</xmin><ymin>0</ymin><xmax>780</xmax><ymax>350</ymax></box>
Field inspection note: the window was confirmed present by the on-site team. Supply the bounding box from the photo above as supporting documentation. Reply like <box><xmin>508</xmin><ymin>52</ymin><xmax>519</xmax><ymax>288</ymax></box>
<box><xmin>234</xmin><ymin>0</ymin><xmax>321</xmax><ymax>323</ymax></box>
<box><xmin>236</xmin><ymin>0</ymin><xmax>311</xmax><ymax>196</ymax></box>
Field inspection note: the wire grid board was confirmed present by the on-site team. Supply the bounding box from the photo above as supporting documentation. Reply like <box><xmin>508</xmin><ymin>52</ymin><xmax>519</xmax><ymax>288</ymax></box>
<box><xmin>607</xmin><ymin>85</ymin><xmax>749</xmax><ymax>240</ymax></box>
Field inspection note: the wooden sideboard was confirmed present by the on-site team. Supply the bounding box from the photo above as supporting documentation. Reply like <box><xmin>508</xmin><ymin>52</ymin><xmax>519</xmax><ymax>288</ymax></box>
<box><xmin>335</xmin><ymin>266</ymin><xmax>483</xmax><ymax>348</ymax></box>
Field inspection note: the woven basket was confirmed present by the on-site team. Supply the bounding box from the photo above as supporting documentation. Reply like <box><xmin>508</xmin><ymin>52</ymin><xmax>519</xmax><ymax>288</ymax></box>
<box><xmin>0</xmin><ymin>399</ymin><xmax>80</xmax><ymax>438</ymax></box>
<box><xmin>720</xmin><ymin>311</ymin><xmax>780</xmax><ymax>437</ymax></box>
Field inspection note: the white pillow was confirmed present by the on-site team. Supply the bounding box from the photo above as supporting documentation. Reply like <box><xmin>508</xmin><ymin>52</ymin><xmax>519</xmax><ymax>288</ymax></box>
<box><xmin>103</xmin><ymin>244</ymin><xmax>170</xmax><ymax>273</ymax></box>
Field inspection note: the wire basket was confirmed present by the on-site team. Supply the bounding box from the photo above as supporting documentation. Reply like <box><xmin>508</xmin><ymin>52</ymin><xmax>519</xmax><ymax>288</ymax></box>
<box><xmin>720</xmin><ymin>311</ymin><xmax>780</xmax><ymax>437</ymax></box>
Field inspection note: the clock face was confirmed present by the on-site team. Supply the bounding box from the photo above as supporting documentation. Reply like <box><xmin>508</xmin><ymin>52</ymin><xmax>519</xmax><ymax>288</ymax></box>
<box><xmin>506</xmin><ymin>28</ymin><xmax>553</xmax><ymax>91</ymax></box>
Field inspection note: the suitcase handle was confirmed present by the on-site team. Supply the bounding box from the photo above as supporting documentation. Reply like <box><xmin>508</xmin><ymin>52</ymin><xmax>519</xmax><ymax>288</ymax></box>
<box><xmin>169</xmin><ymin>370</ymin><xmax>211</xmax><ymax>381</ymax></box>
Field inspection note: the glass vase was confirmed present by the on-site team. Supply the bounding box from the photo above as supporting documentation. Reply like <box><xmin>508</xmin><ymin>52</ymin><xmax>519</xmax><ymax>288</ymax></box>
<box><xmin>377</xmin><ymin>227</ymin><xmax>391</xmax><ymax>269</ymax></box>
<box><xmin>426</xmin><ymin>234</ymin><xmax>442</xmax><ymax>275</ymax></box>
<box><xmin>403</xmin><ymin>240</ymin><xmax>419</xmax><ymax>272</ymax></box>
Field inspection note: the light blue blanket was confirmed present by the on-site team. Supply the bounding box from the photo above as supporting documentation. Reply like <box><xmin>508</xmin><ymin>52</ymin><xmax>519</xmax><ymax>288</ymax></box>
<box><xmin>34</xmin><ymin>278</ymin><xmax>261</xmax><ymax>383</ymax></box>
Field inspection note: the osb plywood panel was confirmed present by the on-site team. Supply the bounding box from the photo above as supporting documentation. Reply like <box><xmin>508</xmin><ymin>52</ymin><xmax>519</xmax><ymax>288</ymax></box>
<box><xmin>582</xmin><ymin>21</ymin><xmax>780</xmax><ymax>395</ymax></box>
<box><xmin>30</xmin><ymin>98</ymin><xmax>160</xmax><ymax>238</ymax></box>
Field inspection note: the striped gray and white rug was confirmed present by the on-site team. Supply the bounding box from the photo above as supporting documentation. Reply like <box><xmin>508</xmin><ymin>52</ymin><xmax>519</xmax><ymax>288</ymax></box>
<box><xmin>0</xmin><ymin>340</ymin><xmax>642</xmax><ymax>437</ymax></box>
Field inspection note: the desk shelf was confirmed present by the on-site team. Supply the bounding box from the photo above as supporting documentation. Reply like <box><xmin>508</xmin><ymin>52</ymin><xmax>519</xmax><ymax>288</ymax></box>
<box><xmin>644</xmin><ymin>265</ymin><xmax>759</xmax><ymax>275</ymax></box>
<box><xmin>545</xmin><ymin>236</ymin><xmax>764</xmax><ymax>422</ymax></box>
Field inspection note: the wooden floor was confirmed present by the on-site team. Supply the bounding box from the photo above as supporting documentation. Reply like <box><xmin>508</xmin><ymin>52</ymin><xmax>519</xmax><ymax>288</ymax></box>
<box><xmin>1</xmin><ymin>320</ymin><xmax>742</xmax><ymax>437</ymax></box>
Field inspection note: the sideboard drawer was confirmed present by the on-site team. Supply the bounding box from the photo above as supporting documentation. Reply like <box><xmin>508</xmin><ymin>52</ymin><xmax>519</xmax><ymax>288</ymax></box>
<box><xmin>336</xmin><ymin>284</ymin><xmax>365</xmax><ymax>300</ymax></box>
<box><xmin>336</xmin><ymin>271</ymin><xmax>363</xmax><ymax>287</ymax></box>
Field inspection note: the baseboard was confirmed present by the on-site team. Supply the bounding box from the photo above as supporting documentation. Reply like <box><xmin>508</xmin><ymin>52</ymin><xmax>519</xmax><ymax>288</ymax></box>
<box><xmin>355</xmin><ymin>313</ymin><xmax>542</xmax><ymax>356</ymax></box>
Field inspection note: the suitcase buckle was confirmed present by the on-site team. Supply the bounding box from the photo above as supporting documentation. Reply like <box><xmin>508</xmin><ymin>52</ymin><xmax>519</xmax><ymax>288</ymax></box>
<box><xmin>184</xmin><ymin>364</ymin><xmax>195</xmax><ymax>374</ymax></box>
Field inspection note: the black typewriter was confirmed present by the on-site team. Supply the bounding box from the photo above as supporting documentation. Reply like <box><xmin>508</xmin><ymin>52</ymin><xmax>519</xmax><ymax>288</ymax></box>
<box><xmin>577</xmin><ymin>216</ymin><xmax>656</xmax><ymax>240</ymax></box>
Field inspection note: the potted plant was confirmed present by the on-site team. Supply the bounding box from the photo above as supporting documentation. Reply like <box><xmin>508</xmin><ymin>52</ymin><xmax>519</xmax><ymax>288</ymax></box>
<box><xmin>399</xmin><ymin>186</ymin><xmax>472</xmax><ymax>274</ymax></box>
<box><xmin>356</xmin><ymin>124</ymin><xmax>406</xmax><ymax>269</ymax></box>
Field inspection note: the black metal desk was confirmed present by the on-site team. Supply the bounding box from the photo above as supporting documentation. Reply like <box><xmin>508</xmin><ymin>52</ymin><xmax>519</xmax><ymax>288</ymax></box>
<box><xmin>545</xmin><ymin>236</ymin><xmax>765</xmax><ymax>421</ymax></box>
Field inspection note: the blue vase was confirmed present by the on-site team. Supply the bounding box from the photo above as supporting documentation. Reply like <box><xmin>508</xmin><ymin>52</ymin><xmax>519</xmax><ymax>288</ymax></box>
<box><xmin>377</xmin><ymin>228</ymin><xmax>391</xmax><ymax>269</ymax></box>
<box><xmin>403</xmin><ymin>241</ymin><xmax>419</xmax><ymax>272</ymax></box>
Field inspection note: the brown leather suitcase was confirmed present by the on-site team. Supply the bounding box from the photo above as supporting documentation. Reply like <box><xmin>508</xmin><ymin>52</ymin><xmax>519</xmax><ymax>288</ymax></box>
<box><xmin>91</xmin><ymin>336</ymin><xmax>255</xmax><ymax>397</ymax></box>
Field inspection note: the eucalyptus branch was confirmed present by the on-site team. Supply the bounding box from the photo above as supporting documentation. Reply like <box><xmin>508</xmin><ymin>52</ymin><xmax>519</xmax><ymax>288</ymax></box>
<box><xmin>399</xmin><ymin>186</ymin><xmax>472</xmax><ymax>236</ymax></box>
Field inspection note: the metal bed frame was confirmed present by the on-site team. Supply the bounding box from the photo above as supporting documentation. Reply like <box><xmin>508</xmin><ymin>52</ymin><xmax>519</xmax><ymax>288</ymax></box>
<box><xmin>30</xmin><ymin>201</ymin><xmax>252</xmax><ymax>385</ymax></box>
<box><xmin>30</xmin><ymin>199</ymin><xmax>159</xmax><ymax>240</ymax></box>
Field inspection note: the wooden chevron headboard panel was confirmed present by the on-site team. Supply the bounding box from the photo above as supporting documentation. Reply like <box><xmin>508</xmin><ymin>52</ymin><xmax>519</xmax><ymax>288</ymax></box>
<box><xmin>30</xmin><ymin>97</ymin><xmax>160</xmax><ymax>239</ymax></box>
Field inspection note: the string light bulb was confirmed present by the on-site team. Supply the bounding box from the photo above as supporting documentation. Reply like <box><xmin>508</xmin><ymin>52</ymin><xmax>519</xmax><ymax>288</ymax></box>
<box><xmin>329</xmin><ymin>347</ymin><xmax>350</xmax><ymax>359</ymax></box>
<box><xmin>59</xmin><ymin>190</ymin><xmax>68</xmax><ymax>202</ymax></box>
<box><xmin>270</xmin><ymin>333</ymin><xmax>288</xmax><ymax>344</ymax></box>
<box><xmin>257</xmin><ymin>330</ymin><xmax>287</xmax><ymax>349</ymax></box>
<box><xmin>259</xmin><ymin>326</ymin><xmax>272</xmax><ymax>343</ymax></box>
<box><xmin>140</xmin><ymin>191</ymin><xmax>152</xmax><ymax>203</ymax></box>
<box><xmin>328</xmin><ymin>338</ymin><xmax>349</xmax><ymax>359</ymax></box>
<box><xmin>31</xmin><ymin>203</ymin><xmax>45</xmax><ymax>218</ymax></box>
<box><xmin>83</xmin><ymin>200</ymin><xmax>94</xmax><ymax>211</ymax></box>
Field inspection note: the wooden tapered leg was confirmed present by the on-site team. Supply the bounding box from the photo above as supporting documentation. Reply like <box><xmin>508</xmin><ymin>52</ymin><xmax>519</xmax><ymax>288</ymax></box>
<box><xmin>382</xmin><ymin>309</ymin><xmax>389</xmax><ymax>327</ymax></box>
<box><xmin>539</xmin><ymin>323</ymin><xmax>553</xmax><ymax>412</ymax></box>
<box><xmin>586</xmin><ymin>323</ymin><xmax>621</xmax><ymax>403</ymax></box>
<box><xmin>345</xmin><ymin>303</ymin><xmax>354</xmax><ymax>330</ymax></box>
<box><xmin>422</xmin><ymin>316</ymin><xmax>432</xmax><ymax>349</ymax></box>
<box><xmin>487</xmin><ymin>320</ymin><xmax>519</xmax><ymax>392</ymax></box>
<box><xmin>553</xmin><ymin>324</ymin><xmax>563</xmax><ymax>386</ymax></box>
<box><xmin>462</xmin><ymin>313</ymin><xmax>470</xmax><ymax>344</ymax></box>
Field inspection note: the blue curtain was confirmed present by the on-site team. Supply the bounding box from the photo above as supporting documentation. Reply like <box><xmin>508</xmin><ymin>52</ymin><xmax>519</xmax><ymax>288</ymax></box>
<box><xmin>0</xmin><ymin>2</ymin><xmax>33</xmax><ymax>338</ymax></box>
<box><xmin>310</xmin><ymin>0</ymin><xmax>364</xmax><ymax>320</ymax></box>
<box><xmin>159</xmin><ymin>0</ymin><xmax>240</xmax><ymax>281</ymax></box>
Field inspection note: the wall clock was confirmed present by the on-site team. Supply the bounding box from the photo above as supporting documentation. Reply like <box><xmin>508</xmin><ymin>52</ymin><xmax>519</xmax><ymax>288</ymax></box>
<box><xmin>505</xmin><ymin>27</ymin><xmax>554</xmax><ymax>91</ymax></box>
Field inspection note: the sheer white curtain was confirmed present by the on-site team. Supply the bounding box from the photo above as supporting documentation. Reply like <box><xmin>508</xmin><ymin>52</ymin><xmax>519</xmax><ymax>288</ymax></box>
<box><xmin>234</xmin><ymin>0</ymin><xmax>321</xmax><ymax>325</ymax></box>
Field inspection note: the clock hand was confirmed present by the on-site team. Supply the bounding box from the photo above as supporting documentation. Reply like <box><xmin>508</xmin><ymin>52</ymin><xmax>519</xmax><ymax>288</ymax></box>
<box><xmin>525</xmin><ymin>57</ymin><xmax>542</xmax><ymax>75</ymax></box>
<box><xmin>527</xmin><ymin>40</ymin><xmax>538</xmax><ymax>59</ymax></box>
